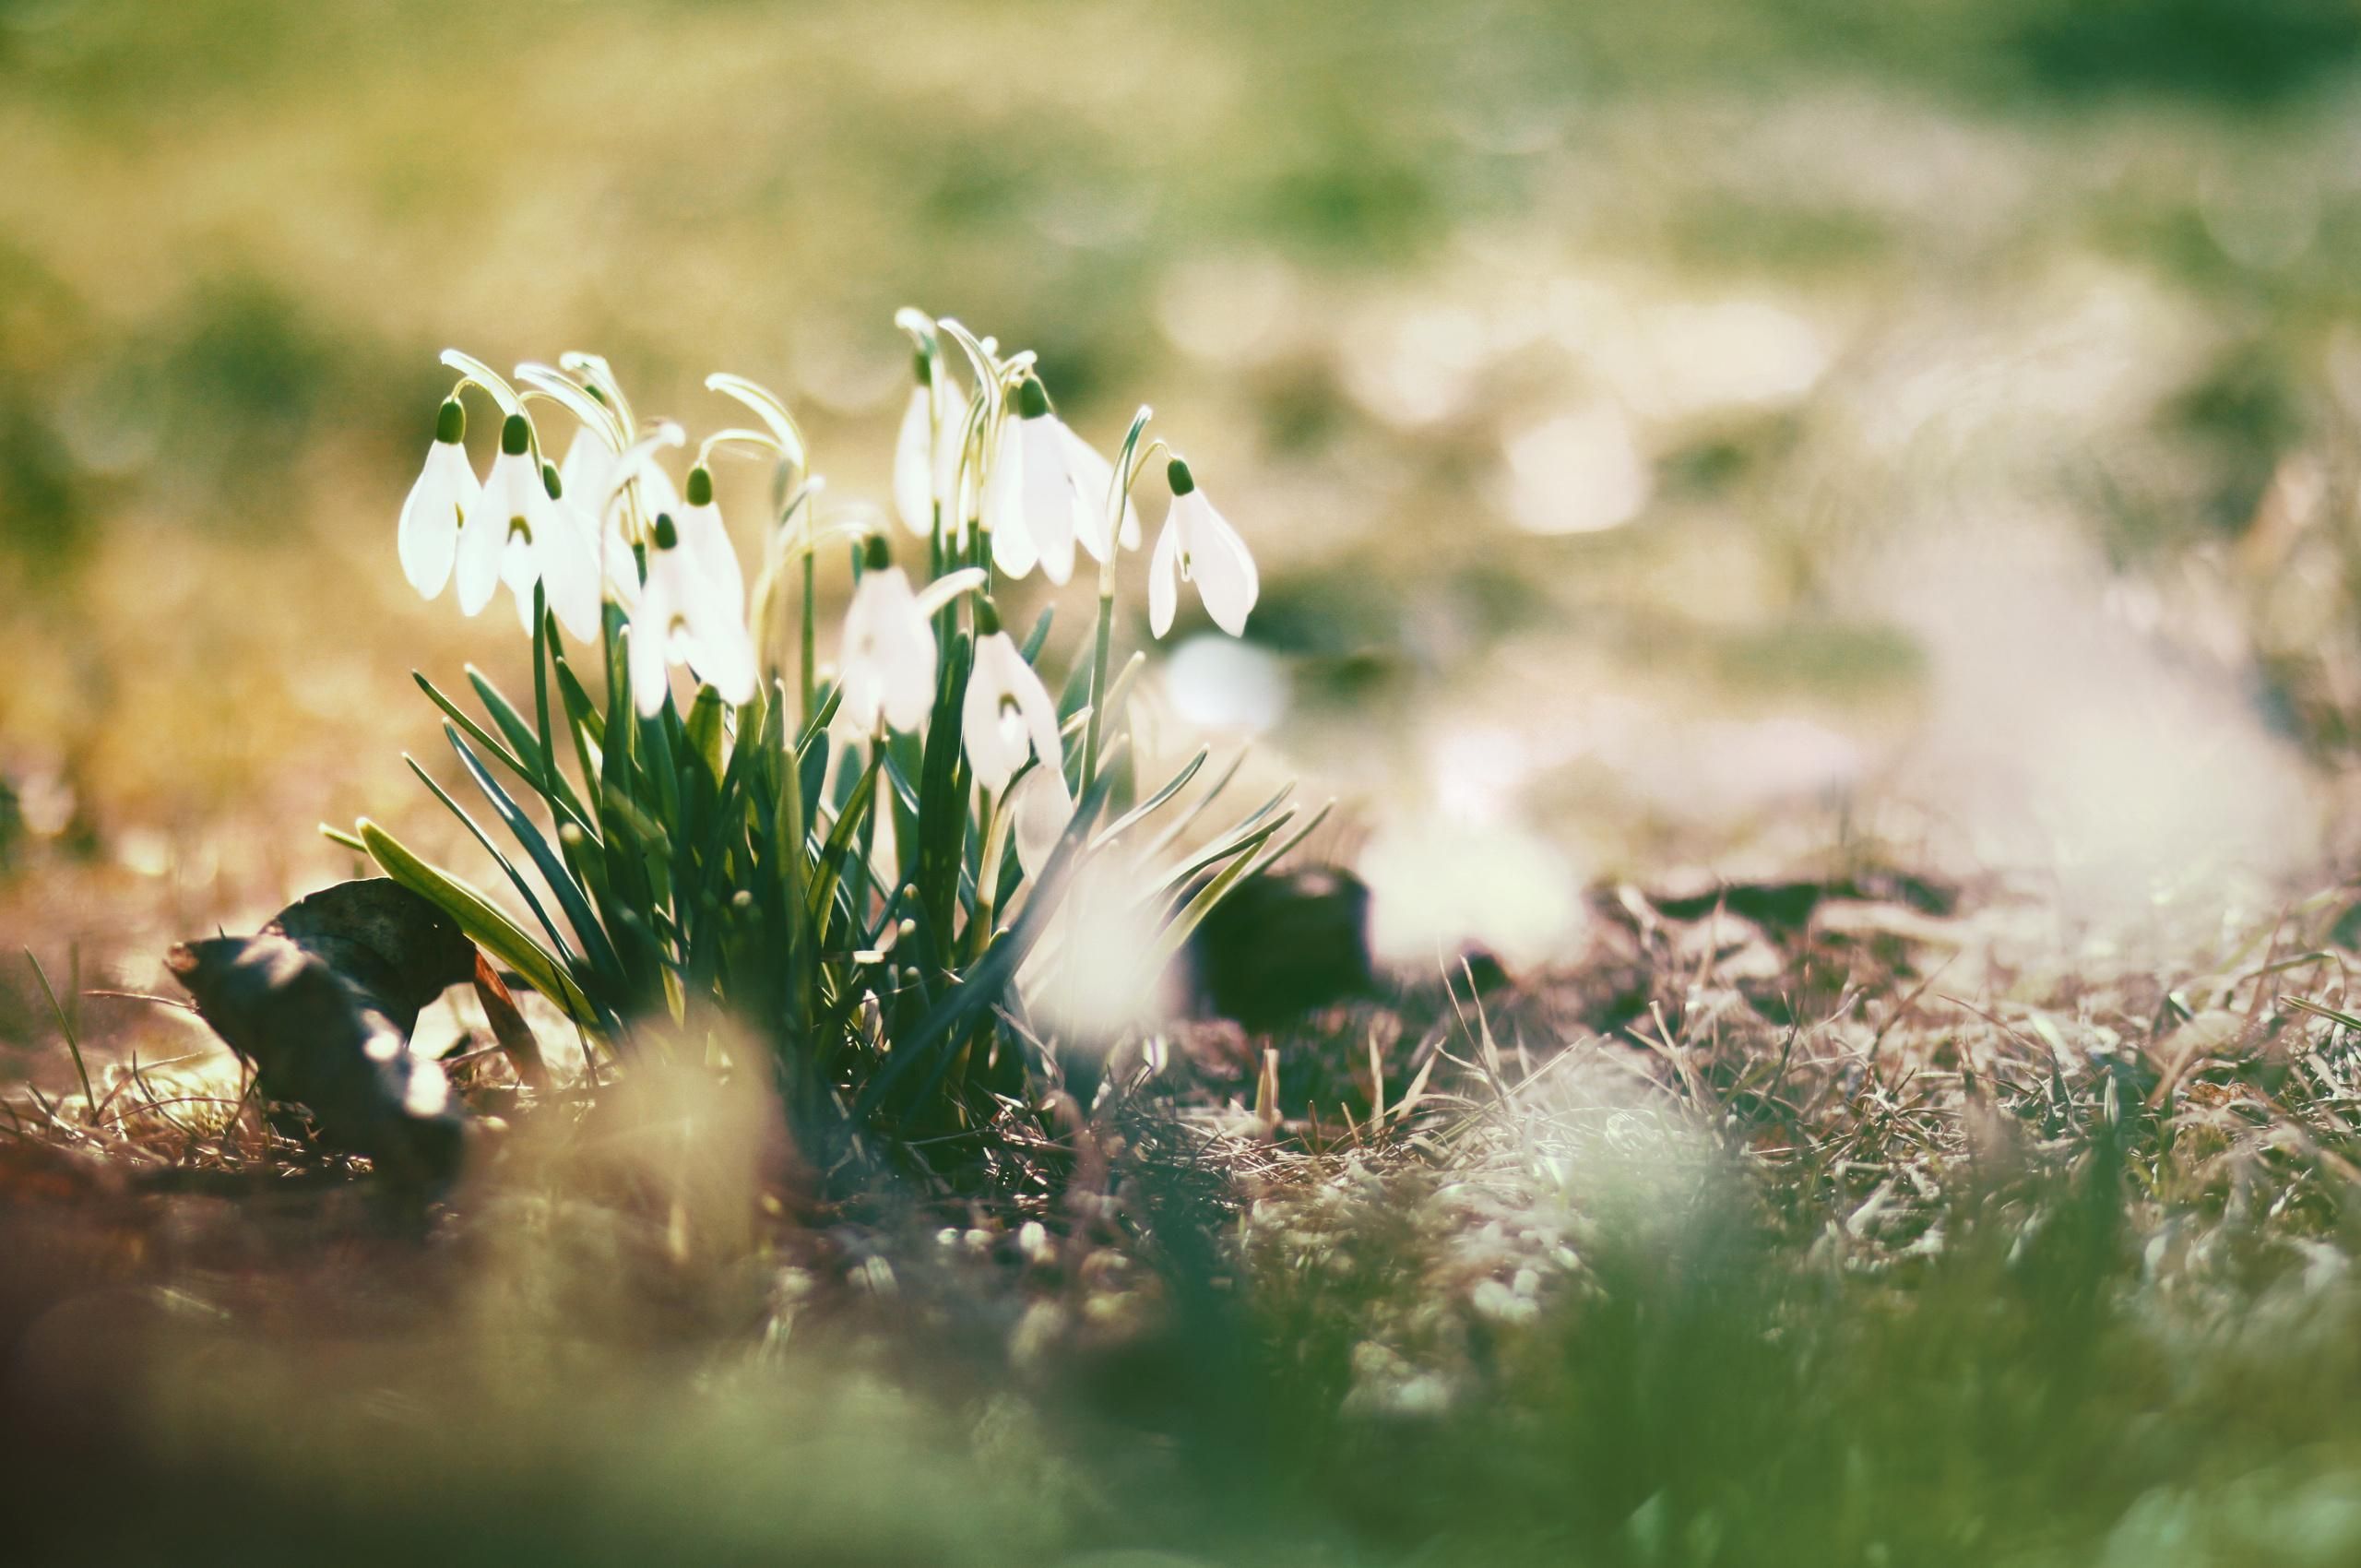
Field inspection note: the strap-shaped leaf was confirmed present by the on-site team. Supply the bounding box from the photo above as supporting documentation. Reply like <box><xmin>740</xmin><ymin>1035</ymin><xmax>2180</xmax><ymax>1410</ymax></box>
<box><xmin>357</xmin><ymin>818</ymin><xmax>599</xmax><ymax>1026</ymax></box>
<box><xmin>445</xmin><ymin>726</ymin><xmax>627</xmax><ymax>988</ymax></box>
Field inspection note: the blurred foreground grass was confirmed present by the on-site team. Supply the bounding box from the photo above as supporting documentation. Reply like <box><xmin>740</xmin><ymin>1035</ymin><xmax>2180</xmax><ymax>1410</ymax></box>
<box><xmin>16</xmin><ymin>1</ymin><xmax>2361</xmax><ymax>1562</ymax></box>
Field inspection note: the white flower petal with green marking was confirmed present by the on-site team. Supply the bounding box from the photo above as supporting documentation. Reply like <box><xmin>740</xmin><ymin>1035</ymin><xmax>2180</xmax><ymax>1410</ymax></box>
<box><xmin>1148</xmin><ymin>484</ymin><xmax>1258</xmax><ymax>639</ymax></box>
<box><xmin>962</xmin><ymin>631</ymin><xmax>1062</xmax><ymax>795</ymax></box>
<box><xmin>397</xmin><ymin>429</ymin><xmax>478</xmax><ymax>600</ymax></box>
<box><xmin>630</xmin><ymin>520</ymin><xmax>756</xmax><ymax>716</ymax></box>
<box><xmin>838</xmin><ymin>565</ymin><xmax>936</xmax><ymax>732</ymax></box>
<box><xmin>457</xmin><ymin>443</ymin><xmax>545</xmax><ymax>618</ymax></box>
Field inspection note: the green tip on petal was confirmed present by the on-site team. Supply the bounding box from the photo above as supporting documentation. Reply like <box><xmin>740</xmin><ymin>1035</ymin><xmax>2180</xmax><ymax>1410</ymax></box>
<box><xmin>862</xmin><ymin>533</ymin><xmax>891</xmax><ymax>572</ymax></box>
<box><xmin>500</xmin><ymin>413</ymin><xmax>531</xmax><ymax>457</ymax></box>
<box><xmin>1014</xmin><ymin>376</ymin><xmax>1050</xmax><ymax>420</ymax></box>
<box><xmin>542</xmin><ymin>461</ymin><xmax>564</xmax><ymax>500</ymax></box>
<box><xmin>975</xmin><ymin>596</ymin><xmax>1003</xmax><ymax>636</ymax></box>
<box><xmin>434</xmin><ymin>398</ymin><xmax>466</xmax><ymax>445</ymax></box>
<box><xmin>912</xmin><ymin>349</ymin><xmax>932</xmax><ymax>387</ymax></box>
<box><xmin>1167</xmin><ymin>457</ymin><xmax>1196</xmax><ymax>496</ymax></box>
<box><xmin>686</xmin><ymin>466</ymin><xmax>714</xmax><ymax>507</ymax></box>
<box><xmin>653</xmin><ymin>513</ymin><xmax>679</xmax><ymax>550</ymax></box>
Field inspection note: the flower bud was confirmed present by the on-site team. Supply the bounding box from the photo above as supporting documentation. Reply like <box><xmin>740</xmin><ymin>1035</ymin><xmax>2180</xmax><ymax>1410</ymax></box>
<box><xmin>434</xmin><ymin>398</ymin><xmax>466</xmax><ymax>445</ymax></box>
<box><xmin>653</xmin><ymin>512</ymin><xmax>680</xmax><ymax>551</ymax></box>
<box><xmin>501</xmin><ymin>413</ymin><xmax>531</xmax><ymax>457</ymax></box>
<box><xmin>862</xmin><ymin>533</ymin><xmax>892</xmax><ymax>571</ymax></box>
<box><xmin>686</xmin><ymin>466</ymin><xmax>714</xmax><ymax>507</ymax></box>
<box><xmin>975</xmin><ymin>596</ymin><xmax>1003</xmax><ymax>636</ymax></box>
<box><xmin>1014</xmin><ymin>376</ymin><xmax>1050</xmax><ymax>421</ymax></box>
<box><xmin>1167</xmin><ymin>456</ymin><xmax>1196</xmax><ymax>496</ymax></box>
<box><xmin>541</xmin><ymin>461</ymin><xmax>564</xmax><ymax>500</ymax></box>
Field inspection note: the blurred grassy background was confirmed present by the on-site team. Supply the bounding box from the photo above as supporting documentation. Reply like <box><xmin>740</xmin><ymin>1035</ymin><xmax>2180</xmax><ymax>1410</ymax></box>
<box><xmin>10</xmin><ymin>0</ymin><xmax>2361</xmax><ymax>1038</ymax></box>
<box><xmin>21</xmin><ymin>7</ymin><xmax>2361</xmax><ymax>1564</ymax></box>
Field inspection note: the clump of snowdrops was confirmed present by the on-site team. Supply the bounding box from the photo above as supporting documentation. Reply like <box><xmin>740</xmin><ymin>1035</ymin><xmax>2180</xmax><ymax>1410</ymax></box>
<box><xmin>348</xmin><ymin>312</ymin><xmax>1308</xmax><ymax>1167</ymax></box>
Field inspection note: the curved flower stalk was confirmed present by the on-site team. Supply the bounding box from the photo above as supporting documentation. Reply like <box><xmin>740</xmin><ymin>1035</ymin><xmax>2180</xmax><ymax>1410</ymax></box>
<box><xmin>397</xmin><ymin>398</ymin><xmax>480</xmax><ymax>599</ymax></box>
<box><xmin>1148</xmin><ymin>456</ymin><xmax>1258</xmax><ymax>638</ymax></box>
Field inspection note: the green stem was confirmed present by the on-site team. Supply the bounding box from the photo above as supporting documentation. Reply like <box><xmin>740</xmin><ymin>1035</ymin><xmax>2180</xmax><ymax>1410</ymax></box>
<box><xmin>963</xmin><ymin>786</ymin><xmax>1003</xmax><ymax>967</ymax></box>
<box><xmin>799</xmin><ymin>551</ymin><xmax>816</xmax><ymax>730</ymax></box>
<box><xmin>1081</xmin><ymin>563</ymin><xmax>1116</xmax><ymax>793</ymax></box>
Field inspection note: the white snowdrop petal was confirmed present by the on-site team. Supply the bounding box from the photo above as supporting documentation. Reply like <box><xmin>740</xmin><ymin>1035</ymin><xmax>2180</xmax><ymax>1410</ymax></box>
<box><xmin>862</xmin><ymin>569</ymin><xmax>934</xmax><ymax>729</ymax></box>
<box><xmin>1183</xmin><ymin>492</ymin><xmax>1259</xmax><ymax>636</ymax></box>
<box><xmin>679</xmin><ymin>499</ymin><xmax>744</xmax><ymax>611</ymax></box>
<box><xmin>397</xmin><ymin>445</ymin><xmax>465</xmax><ymax>599</ymax></box>
<box><xmin>1019</xmin><ymin>417</ymin><xmax>1077</xmax><ymax>585</ymax></box>
<box><xmin>1147</xmin><ymin>512</ymin><xmax>1181</xmax><ymax>638</ymax></box>
<box><xmin>629</xmin><ymin>570</ymin><xmax>675</xmax><ymax>717</ymax></box>
<box><xmin>984</xmin><ymin>420</ymin><xmax>1036</xmax><ymax>578</ymax></box>
<box><xmin>559</xmin><ymin>431</ymin><xmax>614</xmax><ymax>521</ymax></box>
<box><xmin>454</xmin><ymin>466</ymin><xmax>515</xmax><ymax>618</ymax></box>
<box><xmin>684</xmin><ymin>572</ymin><xmax>758</xmax><ymax>706</ymax></box>
<box><xmin>893</xmin><ymin>386</ymin><xmax>934</xmax><ymax>537</ymax></box>
<box><xmin>1009</xmin><ymin>643</ymin><xmax>1065</xmax><ymax>778</ymax></box>
<box><xmin>537</xmin><ymin>505</ymin><xmax>605</xmax><ymax>641</ymax></box>
<box><xmin>961</xmin><ymin>636</ymin><xmax>1025</xmax><ymax>793</ymax></box>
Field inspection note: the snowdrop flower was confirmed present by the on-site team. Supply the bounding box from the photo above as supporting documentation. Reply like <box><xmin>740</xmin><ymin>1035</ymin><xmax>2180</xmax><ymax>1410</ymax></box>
<box><xmin>893</xmin><ymin>354</ymin><xmax>967</xmax><ymax>540</ymax></box>
<box><xmin>962</xmin><ymin>600</ymin><xmax>1074</xmax><ymax>877</ymax></box>
<box><xmin>675</xmin><ymin>465</ymin><xmax>744</xmax><ymax>612</ymax></box>
<box><xmin>458</xmin><ymin>414</ymin><xmax>602</xmax><ymax>640</ymax></box>
<box><xmin>837</xmin><ymin>537</ymin><xmax>936</xmax><ymax>733</ymax></box>
<box><xmin>1148</xmin><ymin>456</ymin><xmax>1258</xmax><ymax>638</ymax></box>
<box><xmin>983</xmin><ymin>375</ymin><xmax>1125</xmax><ymax>585</ymax></box>
<box><xmin>628</xmin><ymin>510</ymin><xmax>757</xmax><ymax>716</ymax></box>
<box><xmin>557</xmin><ymin>428</ymin><xmax>644</xmax><ymax>609</ymax></box>
<box><xmin>397</xmin><ymin>398</ymin><xmax>480</xmax><ymax>599</ymax></box>
<box><xmin>962</xmin><ymin>602</ymin><xmax>1063</xmax><ymax>795</ymax></box>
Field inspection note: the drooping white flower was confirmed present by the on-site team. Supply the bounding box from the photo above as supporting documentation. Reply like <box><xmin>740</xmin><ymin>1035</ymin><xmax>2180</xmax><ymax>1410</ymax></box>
<box><xmin>1147</xmin><ymin>457</ymin><xmax>1258</xmax><ymax>638</ymax></box>
<box><xmin>962</xmin><ymin>617</ymin><xmax>1062</xmax><ymax>795</ymax></box>
<box><xmin>676</xmin><ymin>465</ymin><xmax>744</xmax><ymax>612</ymax></box>
<box><xmin>498</xmin><ymin>459</ymin><xmax>608</xmax><ymax>639</ymax></box>
<box><xmin>983</xmin><ymin>376</ymin><xmax>1105</xmax><ymax>585</ymax></box>
<box><xmin>460</xmin><ymin>415</ymin><xmax>601</xmax><ymax>640</ymax></box>
<box><xmin>627</xmin><ymin>510</ymin><xmax>757</xmax><ymax>716</ymax></box>
<box><xmin>836</xmin><ymin>540</ymin><xmax>936</xmax><ymax>733</ymax></box>
<box><xmin>397</xmin><ymin>398</ymin><xmax>480</xmax><ymax>600</ymax></box>
<box><xmin>558</xmin><ymin>427</ymin><xmax>643</xmax><ymax>610</ymax></box>
<box><xmin>893</xmin><ymin>357</ymin><xmax>967</xmax><ymax>540</ymax></box>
